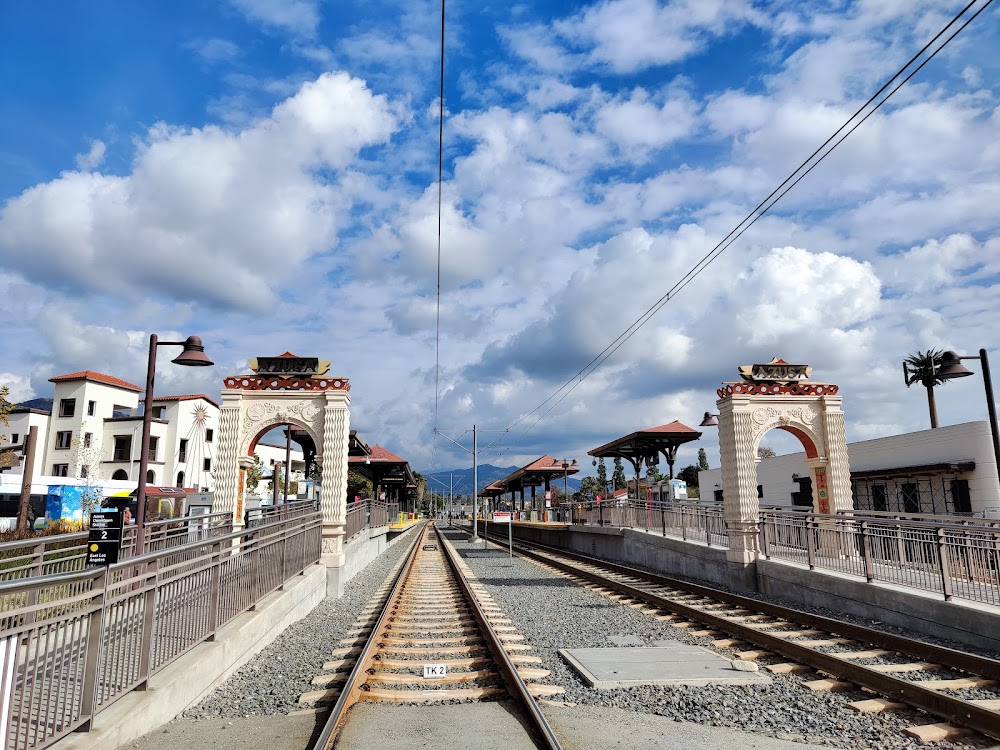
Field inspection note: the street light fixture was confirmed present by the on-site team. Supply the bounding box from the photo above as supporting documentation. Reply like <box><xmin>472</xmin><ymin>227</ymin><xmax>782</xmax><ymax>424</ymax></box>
<box><xmin>699</xmin><ymin>412</ymin><xmax>719</xmax><ymax>427</ymax></box>
<box><xmin>935</xmin><ymin>349</ymin><xmax>1000</xmax><ymax>491</ymax></box>
<box><xmin>135</xmin><ymin>334</ymin><xmax>213</xmax><ymax>553</ymax></box>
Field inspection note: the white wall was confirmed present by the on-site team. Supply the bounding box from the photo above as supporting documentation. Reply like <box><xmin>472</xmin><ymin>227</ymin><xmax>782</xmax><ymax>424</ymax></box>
<box><xmin>699</xmin><ymin>421</ymin><xmax>999</xmax><ymax>516</ymax></box>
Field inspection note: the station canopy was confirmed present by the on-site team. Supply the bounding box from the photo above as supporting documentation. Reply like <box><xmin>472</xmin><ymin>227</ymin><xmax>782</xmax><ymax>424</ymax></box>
<box><xmin>348</xmin><ymin>443</ymin><xmax>416</xmax><ymax>496</ymax></box>
<box><xmin>494</xmin><ymin>455</ymin><xmax>581</xmax><ymax>496</ymax></box>
<box><xmin>587</xmin><ymin>421</ymin><xmax>702</xmax><ymax>477</ymax></box>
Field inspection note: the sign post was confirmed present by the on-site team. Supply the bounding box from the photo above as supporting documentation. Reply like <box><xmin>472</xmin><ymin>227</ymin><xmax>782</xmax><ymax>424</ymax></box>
<box><xmin>493</xmin><ymin>510</ymin><xmax>512</xmax><ymax>557</ymax></box>
<box><xmin>86</xmin><ymin>511</ymin><xmax>123</xmax><ymax>566</ymax></box>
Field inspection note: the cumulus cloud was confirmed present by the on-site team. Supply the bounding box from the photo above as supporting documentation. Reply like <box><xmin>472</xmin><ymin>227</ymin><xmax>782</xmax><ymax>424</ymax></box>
<box><xmin>0</xmin><ymin>72</ymin><xmax>399</xmax><ymax>310</ymax></box>
<box><xmin>228</xmin><ymin>0</ymin><xmax>320</xmax><ymax>38</ymax></box>
<box><xmin>74</xmin><ymin>140</ymin><xmax>106</xmax><ymax>172</ymax></box>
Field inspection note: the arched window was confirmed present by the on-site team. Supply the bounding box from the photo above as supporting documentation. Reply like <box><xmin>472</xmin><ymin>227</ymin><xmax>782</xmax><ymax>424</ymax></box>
<box><xmin>112</xmin><ymin>469</ymin><xmax>128</xmax><ymax>481</ymax></box>
<box><xmin>146</xmin><ymin>470</ymin><xmax>155</xmax><ymax>484</ymax></box>
<box><xmin>176</xmin><ymin>471</ymin><xmax>185</xmax><ymax>488</ymax></box>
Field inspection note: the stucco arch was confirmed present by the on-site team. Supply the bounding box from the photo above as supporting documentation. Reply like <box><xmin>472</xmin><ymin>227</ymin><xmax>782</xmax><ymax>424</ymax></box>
<box><xmin>716</xmin><ymin>364</ymin><xmax>851</xmax><ymax>564</ymax></box>
<box><xmin>214</xmin><ymin>355</ymin><xmax>351</xmax><ymax>565</ymax></box>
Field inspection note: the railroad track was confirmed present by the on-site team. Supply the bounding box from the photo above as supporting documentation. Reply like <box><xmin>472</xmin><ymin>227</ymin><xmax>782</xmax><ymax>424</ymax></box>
<box><xmin>475</xmin><ymin>525</ymin><xmax>1000</xmax><ymax>744</ymax></box>
<box><xmin>307</xmin><ymin>522</ymin><xmax>565</xmax><ymax>750</ymax></box>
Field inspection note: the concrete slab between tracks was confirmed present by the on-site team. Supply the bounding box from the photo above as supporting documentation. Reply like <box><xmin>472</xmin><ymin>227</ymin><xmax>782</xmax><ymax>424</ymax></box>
<box><xmin>52</xmin><ymin>562</ymin><xmax>327</xmax><ymax>750</ymax></box>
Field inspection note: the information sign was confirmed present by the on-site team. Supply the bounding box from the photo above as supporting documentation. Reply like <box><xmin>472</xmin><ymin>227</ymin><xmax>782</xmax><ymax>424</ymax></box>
<box><xmin>86</xmin><ymin>511</ymin><xmax>123</xmax><ymax>566</ymax></box>
<box><xmin>423</xmin><ymin>664</ymin><xmax>447</xmax><ymax>678</ymax></box>
<box><xmin>492</xmin><ymin>511</ymin><xmax>511</xmax><ymax>523</ymax></box>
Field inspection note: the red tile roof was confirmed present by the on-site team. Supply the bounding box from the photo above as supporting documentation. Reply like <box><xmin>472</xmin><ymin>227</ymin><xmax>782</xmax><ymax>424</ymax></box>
<box><xmin>348</xmin><ymin>444</ymin><xmax>408</xmax><ymax>464</ymax></box>
<box><xmin>150</xmin><ymin>394</ymin><xmax>220</xmax><ymax>408</ymax></box>
<box><xmin>641</xmin><ymin>421</ymin><xmax>700</xmax><ymax>434</ymax></box>
<box><xmin>49</xmin><ymin>371</ymin><xmax>142</xmax><ymax>392</ymax></box>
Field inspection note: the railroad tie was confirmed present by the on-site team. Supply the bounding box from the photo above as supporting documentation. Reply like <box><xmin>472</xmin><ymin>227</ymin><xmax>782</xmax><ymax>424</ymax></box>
<box><xmin>903</xmin><ymin>724</ymin><xmax>974</xmax><ymax>743</ymax></box>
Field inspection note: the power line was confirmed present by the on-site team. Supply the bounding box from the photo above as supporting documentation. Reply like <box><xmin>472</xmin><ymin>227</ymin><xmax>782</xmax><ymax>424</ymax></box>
<box><xmin>433</xmin><ymin>0</ymin><xmax>446</xmax><ymax>438</ymax></box>
<box><xmin>493</xmin><ymin>0</ymin><xmax>993</xmax><ymax>458</ymax></box>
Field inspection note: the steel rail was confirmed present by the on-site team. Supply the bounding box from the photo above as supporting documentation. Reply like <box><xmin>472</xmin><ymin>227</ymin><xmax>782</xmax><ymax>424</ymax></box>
<box><xmin>433</xmin><ymin>524</ymin><xmax>564</xmax><ymax>750</ymax></box>
<box><xmin>310</xmin><ymin>522</ymin><xmax>428</xmax><ymax>750</ymax></box>
<box><xmin>479</xmin><ymin>528</ymin><xmax>1000</xmax><ymax>740</ymax></box>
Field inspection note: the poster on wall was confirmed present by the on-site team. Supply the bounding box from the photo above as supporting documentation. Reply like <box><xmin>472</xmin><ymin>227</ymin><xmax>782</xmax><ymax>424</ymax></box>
<box><xmin>815</xmin><ymin>468</ymin><xmax>830</xmax><ymax>514</ymax></box>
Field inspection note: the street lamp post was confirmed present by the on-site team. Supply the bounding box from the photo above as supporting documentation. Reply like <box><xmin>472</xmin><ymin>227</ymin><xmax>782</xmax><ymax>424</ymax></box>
<box><xmin>135</xmin><ymin>334</ymin><xmax>213</xmax><ymax>553</ymax></box>
<box><xmin>555</xmin><ymin>458</ymin><xmax>577</xmax><ymax>523</ymax></box>
<box><xmin>935</xmin><ymin>349</ymin><xmax>1000</xmax><ymax>493</ymax></box>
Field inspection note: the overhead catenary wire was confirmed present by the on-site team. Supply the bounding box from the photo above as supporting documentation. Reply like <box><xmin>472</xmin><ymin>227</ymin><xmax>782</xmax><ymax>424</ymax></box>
<box><xmin>433</xmin><ymin>0</ymin><xmax>446</xmax><ymax>442</ymax></box>
<box><xmin>491</xmin><ymin>0</ymin><xmax>993</xmax><ymax>460</ymax></box>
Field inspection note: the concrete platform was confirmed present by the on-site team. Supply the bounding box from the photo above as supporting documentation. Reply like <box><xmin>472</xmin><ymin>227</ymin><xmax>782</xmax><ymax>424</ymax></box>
<box><xmin>559</xmin><ymin>644</ymin><xmax>772</xmax><ymax>688</ymax></box>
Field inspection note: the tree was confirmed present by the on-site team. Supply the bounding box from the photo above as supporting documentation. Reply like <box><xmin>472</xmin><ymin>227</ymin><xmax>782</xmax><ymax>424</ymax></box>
<box><xmin>904</xmin><ymin>349</ymin><xmax>949</xmax><ymax>428</ymax></box>
<box><xmin>579</xmin><ymin>476</ymin><xmax>599</xmax><ymax>500</ymax></box>
<box><xmin>71</xmin><ymin>435</ymin><xmax>103</xmax><ymax>516</ymax></box>
<box><xmin>346</xmin><ymin>469</ymin><xmax>373</xmax><ymax>503</ymax></box>
<box><xmin>757</xmin><ymin>445</ymin><xmax>777</xmax><ymax>460</ymax></box>
<box><xmin>0</xmin><ymin>386</ymin><xmax>12</xmax><ymax>472</ymax></box>
<box><xmin>245</xmin><ymin>454</ymin><xmax>265</xmax><ymax>494</ymax></box>
<box><xmin>678</xmin><ymin>464</ymin><xmax>699</xmax><ymax>488</ymax></box>
<box><xmin>646</xmin><ymin>465</ymin><xmax>663</xmax><ymax>482</ymax></box>
<box><xmin>698</xmin><ymin>448</ymin><xmax>709</xmax><ymax>471</ymax></box>
<box><xmin>596</xmin><ymin>457</ymin><xmax>608</xmax><ymax>492</ymax></box>
<box><xmin>612</xmin><ymin>457</ymin><xmax>627</xmax><ymax>491</ymax></box>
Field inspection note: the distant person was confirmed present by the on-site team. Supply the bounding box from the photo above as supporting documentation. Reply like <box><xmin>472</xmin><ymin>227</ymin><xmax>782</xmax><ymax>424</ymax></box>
<box><xmin>123</xmin><ymin>507</ymin><xmax>133</xmax><ymax>524</ymax></box>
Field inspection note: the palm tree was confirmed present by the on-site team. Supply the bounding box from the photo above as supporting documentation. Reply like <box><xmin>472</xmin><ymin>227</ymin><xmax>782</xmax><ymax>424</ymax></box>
<box><xmin>904</xmin><ymin>349</ymin><xmax>949</xmax><ymax>428</ymax></box>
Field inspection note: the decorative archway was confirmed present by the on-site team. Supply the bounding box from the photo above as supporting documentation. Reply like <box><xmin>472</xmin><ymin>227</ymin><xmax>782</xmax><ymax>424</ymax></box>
<box><xmin>214</xmin><ymin>353</ymin><xmax>351</xmax><ymax>565</ymax></box>
<box><xmin>716</xmin><ymin>359</ymin><xmax>851</xmax><ymax>564</ymax></box>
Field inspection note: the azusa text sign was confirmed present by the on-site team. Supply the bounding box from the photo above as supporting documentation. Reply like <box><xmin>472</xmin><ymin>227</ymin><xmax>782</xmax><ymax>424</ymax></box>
<box><xmin>86</xmin><ymin>511</ymin><xmax>123</xmax><ymax>566</ymax></box>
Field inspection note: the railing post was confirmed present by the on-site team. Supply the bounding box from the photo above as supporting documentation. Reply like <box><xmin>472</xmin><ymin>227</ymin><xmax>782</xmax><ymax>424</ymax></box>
<box><xmin>661</xmin><ymin>505</ymin><xmax>667</xmax><ymax>537</ymax></box>
<box><xmin>861</xmin><ymin>521</ymin><xmax>875</xmax><ymax>582</ymax></box>
<box><xmin>806</xmin><ymin>517</ymin><xmax>816</xmax><ymax>570</ymax></box>
<box><xmin>136</xmin><ymin>558</ymin><xmax>159</xmax><ymax>690</ymax></box>
<box><xmin>759</xmin><ymin>514</ymin><xmax>769</xmax><ymax>558</ymax></box>
<box><xmin>937</xmin><ymin>528</ymin><xmax>954</xmax><ymax>601</ymax></box>
<box><xmin>206</xmin><ymin>541</ymin><xmax>222</xmax><ymax>641</ymax></box>
<box><xmin>75</xmin><ymin>570</ymin><xmax>107</xmax><ymax>732</ymax></box>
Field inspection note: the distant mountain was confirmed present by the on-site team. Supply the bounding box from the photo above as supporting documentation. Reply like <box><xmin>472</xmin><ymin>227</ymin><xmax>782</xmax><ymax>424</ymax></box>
<box><xmin>15</xmin><ymin>398</ymin><xmax>53</xmax><ymax>412</ymax></box>
<box><xmin>420</xmin><ymin>464</ymin><xmax>581</xmax><ymax>496</ymax></box>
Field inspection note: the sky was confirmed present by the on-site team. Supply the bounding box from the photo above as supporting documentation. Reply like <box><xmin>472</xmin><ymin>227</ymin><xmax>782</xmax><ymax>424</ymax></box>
<box><xmin>0</xmin><ymin>0</ymin><xmax>998</xmax><ymax>478</ymax></box>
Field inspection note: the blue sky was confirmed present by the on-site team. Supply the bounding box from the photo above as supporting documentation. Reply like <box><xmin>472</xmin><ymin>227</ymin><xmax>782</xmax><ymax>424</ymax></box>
<box><xmin>1</xmin><ymin>0</ymin><xmax>998</xmax><ymax>475</ymax></box>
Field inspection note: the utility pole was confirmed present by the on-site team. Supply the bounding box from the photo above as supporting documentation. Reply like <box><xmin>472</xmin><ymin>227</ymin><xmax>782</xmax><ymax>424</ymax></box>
<box><xmin>435</xmin><ymin>424</ymin><xmax>506</xmax><ymax>541</ymax></box>
<box><xmin>16</xmin><ymin>426</ymin><xmax>38</xmax><ymax>532</ymax></box>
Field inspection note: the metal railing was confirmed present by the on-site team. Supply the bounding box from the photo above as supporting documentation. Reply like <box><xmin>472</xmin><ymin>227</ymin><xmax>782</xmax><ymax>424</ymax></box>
<box><xmin>0</xmin><ymin>510</ymin><xmax>322</xmax><ymax>750</ymax></box>
<box><xmin>570</xmin><ymin>500</ymin><xmax>729</xmax><ymax>548</ymax></box>
<box><xmin>0</xmin><ymin>512</ymin><xmax>235</xmax><ymax>584</ymax></box>
<box><xmin>760</xmin><ymin>510</ymin><xmax>1000</xmax><ymax>606</ymax></box>
<box><xmin>344</xmin><ymin>500</ymin><xmax>398</xmax><ymax>541</ymax></box>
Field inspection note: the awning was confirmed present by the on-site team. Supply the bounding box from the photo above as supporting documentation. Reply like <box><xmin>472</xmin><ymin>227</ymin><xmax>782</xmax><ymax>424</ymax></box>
<box><xmin>851</xmin><ymin>461</ymin><xmax>975</xmax><ymax>481</ymax></box>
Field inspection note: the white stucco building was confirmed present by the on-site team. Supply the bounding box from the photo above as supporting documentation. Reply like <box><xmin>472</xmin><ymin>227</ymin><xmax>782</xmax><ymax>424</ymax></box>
<box><xmin>699</xmin><ymin>420</ymin><xmax>1000</xmax><ymax>518</ymax></box>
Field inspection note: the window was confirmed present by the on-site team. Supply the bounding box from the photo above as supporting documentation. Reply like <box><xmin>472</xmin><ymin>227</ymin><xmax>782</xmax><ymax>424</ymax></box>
<box><xmin>148</xmin><ymin>436</ymin><xmax>159</xmax><ymax>461</ymax></box>
<box><xmin>146</xmin><ymin>469</ymin><xmax>155</xmax><ymax>484</ymax></box>
<box><xmin>901</xmin><ymin>483</ymin><xmax>920</xmax><ymax>514</ymax></box>
<box><xmin>872</xmin><ymin>484</ymin><xmax>888</xmax><ymax>512</ymax></box>
<box><xmin>951</xmin><ymin>479</ymin><xmax>972</xmax><ymax>514</ymax></box>
<box><xmin>179</xmin><ymin>439</ymin><xmax>188</xmax><ymax>463</ymax></box>
<box><xmin>84</xmin><ymin>432</ymin><xmax>93</xmax><ymax>448</ymax></box>
<box><xmin>80</xmin><ymin>466</ymin><xmax>89</xmax><ymax>479</ymax></box>
<box><xmin>52</xmin><ymin>464</ymin><xmax>69</xmax><ymax>477</ymax></box>
<box><xmin>176</xmin><ymin>471</ymin><xmax>185</xmax><ymax>487</ymax></box>
<box><xmin>757</xmin><ymin>484</ymin><xmax>763</xmax><ymax>499</ymax></box>
<box><xmin>87</xmin><ymin>400</ymin><xmax>96</xmax><ymax>416</ymax></box>
<box><xmin>152</xmin><ymin>406</ymin><xmax>166</xmax><ymax>419</ymax></box>
<box><xmin>713</xmin><ymin>489</ymin><xmax>724</xmax><ymax>503</ymax></box>
<box><xmin>58</xmin><ymin>398</ymin><xmax>75</xmax><ymax>417</ymax></box>
<box><xmin>203</xmin><ymin>457</ymin><xmax>212</xmax><ymax>471</ymax></box>
<box><xmin>55</xmin><ymin>431</ymin><xmax>72</xmax><ymax>450</ymax></box>
<box><xmin>113</xmin><ymin>435</ymin><xmax>132</xmax><ymax>462</ymax></box>
<box><xmin>112</xmin><ymin>469</ymin><xmax>128</xmax><ymax>481</ymax></box>
<box><xmin>205</xmin><ymin>429</ymin><xmax>214</xmax><ymax>443</ymax></box>
<box><xmin>10</xmin><ymin>433</ymin><xmax>17</xmax><ymax>444</ymax></box>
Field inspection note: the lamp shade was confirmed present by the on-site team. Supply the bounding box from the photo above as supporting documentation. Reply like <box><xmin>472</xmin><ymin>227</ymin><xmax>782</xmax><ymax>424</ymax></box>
<box><xmin>171</xmin><ymin>336</ymin><xmax>214</xmax><ymax>367</ymax></box>
<box><xmin>935</xmin><ymin>351</ymin><xmax>974</xmax><ymax>380</ymax></box>
<box><xmin>699</xmin><ymin>412</ymin><xmax>719</xmax><ymax>427</ymax></box>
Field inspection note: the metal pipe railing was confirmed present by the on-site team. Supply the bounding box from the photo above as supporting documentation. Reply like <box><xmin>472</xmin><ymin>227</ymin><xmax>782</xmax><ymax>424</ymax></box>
<box><xmin>0</xmin><ymin>510</ymin><xmax>322</xmax><ymax>750</ymax></box>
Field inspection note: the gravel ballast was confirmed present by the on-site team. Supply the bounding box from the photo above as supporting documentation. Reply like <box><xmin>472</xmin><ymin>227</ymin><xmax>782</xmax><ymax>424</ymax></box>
<box><xmin>443</xmin><ymin>527</ymin><xmax>997</xmax><ymax>750</ymax></box>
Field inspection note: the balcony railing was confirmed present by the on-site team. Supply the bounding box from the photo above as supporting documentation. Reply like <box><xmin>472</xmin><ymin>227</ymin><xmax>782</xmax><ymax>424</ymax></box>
<box><xmin>345</xmin><ymin>500</ymin><xmax>399</xmax><ymax>540</ymax></box>
<box><xmin>0</xmin><ymin>510</ymin><xmax>321</xmax><ymax>750</ymax></box>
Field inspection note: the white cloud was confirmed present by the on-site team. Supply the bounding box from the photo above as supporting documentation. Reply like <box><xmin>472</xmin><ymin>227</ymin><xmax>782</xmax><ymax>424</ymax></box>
<box><xmin>74</xmin><ymin>140</ymin><xmax>106</xmax><ymax>172</ymax></box>
<box><xmin>186</xmin><ymin>37</ymin><xmax>242</xmax><ymax>64</ymax></box>
<box><xmin>228</xmin><ymin>0</ymin><xmax>320</xmax><ymax>38</ymax></box>
<box><xmin>0</xmin><ymin>72</ymin><xmax>399</xmax><ymax>311</ymax></box>
<box><xmin>0</xmin><ymin>372</ymin><xmax>34</xmax><ymax>403</ymax></box>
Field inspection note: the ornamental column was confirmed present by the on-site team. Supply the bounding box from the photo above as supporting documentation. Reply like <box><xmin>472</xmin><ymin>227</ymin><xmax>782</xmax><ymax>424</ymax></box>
<box><xmin>319</xmin><ymin>389</ymin><xmax>350</xmax><ymax>566</ymax></box>
<box><xmin>718</xmin><ymin>397</ymin><xmax>761</xmax><ymax>563</ymax></box>
<box><xmin>215</xmin><ymin>391</ymin><xmax>244</xmax><ymax>520</ymax></box>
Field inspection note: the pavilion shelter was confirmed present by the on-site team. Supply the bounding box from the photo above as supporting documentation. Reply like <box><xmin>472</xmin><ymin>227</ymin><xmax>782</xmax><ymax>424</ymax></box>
<box><xmin>481</xmin><ymin>481</ymin><xmax>506</xmax><ymax>516</ymax></box>
<box><xmin>347</xmin><ymin>444</ymin><xmax>416</xmax><ymax>512</ymax></box>
<box><xmin>498</xmin><ymin>455</ymin><xmax>579</xmax><ymax>517</ymax></box>
<box><xmin>588</xmin><ymin>421</ymin><xmax>702</xmax><ymax>501</ymax></box>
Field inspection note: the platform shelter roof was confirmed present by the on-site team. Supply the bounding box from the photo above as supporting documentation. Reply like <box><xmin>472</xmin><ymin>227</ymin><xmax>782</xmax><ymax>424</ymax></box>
<box><xmin>588</xmin><ymin>421</ymin><xmax>702</xmax><ymax>476</ymax></box>
<box><xmin>498</xmin><ymin>454</ymin><xmax>580</xmax><ymax>494</ymax></box>
<box><xmin>481</xmin><ymin>481</ymin><xmax>506</xmax><ymax>498</ymax></box>
<box><xmin>348</xmin><ymin>444</ymin><xmax>416</xmax><ymax>489</ymax></box>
